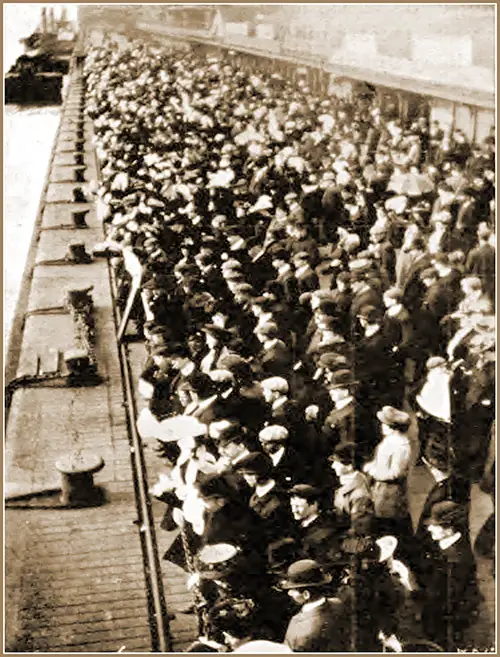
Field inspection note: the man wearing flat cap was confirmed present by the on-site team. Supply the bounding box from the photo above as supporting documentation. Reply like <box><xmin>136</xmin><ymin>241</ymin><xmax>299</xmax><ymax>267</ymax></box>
<box><xmin>281</xmin><ymin>559</ymin><xmax>350</xmax><ymax>652</ymax></box>
<box><xmin>254</xmin><ymin>322</ymin><xmax>294</xmax><ymax>379</ymax></box>
<box><xmin>258</xmin><ymin>425</ymin><xmax>310</xmax><ymax>488</ymax></box>
<box><xmin>419</xmin><ymin>500</ymin><xmax>481</xmax><ymax>650</ymax></box>
<box><xmin>261</xmin><ymin>376</ymin><xmax>304</xmax><ymax>443</ymax></box>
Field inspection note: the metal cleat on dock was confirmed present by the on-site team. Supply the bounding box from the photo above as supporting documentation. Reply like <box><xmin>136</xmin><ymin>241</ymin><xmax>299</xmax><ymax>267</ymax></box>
<box><xmin>73</xmin><ymin>166</ymin><xmax>86</xmax><ymax>183</ymax></box>
<box><xmin>73</xmin><ymin>209</ymin><xmax>89</xmax><ymax>227</ymax></box>
<box><xmin>65</xmin><ymin>241</ymin><xmax>93</xmax><ymax>263</ymax></box>
<box><xmin>37</xmin><ymin>241</ymin><xmax>93</xmax><ymax>265</ymax></box>
<box><xmin>72</xmin><ymin>186</ymin><xmax>88</xmax><ymax>202</ymax></box>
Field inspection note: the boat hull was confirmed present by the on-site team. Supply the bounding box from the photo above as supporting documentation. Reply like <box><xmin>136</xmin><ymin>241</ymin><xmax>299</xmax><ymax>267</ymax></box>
<box><xmin>5</xmin><ymin>73</ymin><xmax>63</xmax><ymax>105</ymax></box>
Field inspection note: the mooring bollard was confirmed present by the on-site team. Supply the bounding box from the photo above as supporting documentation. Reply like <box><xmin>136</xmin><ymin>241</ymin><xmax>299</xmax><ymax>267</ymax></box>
<box><xmin>72</xmin><ymin>210</ymin><xmax>89</xmax><ymax>228</ymax></box>
<box><xmin>72</xmin><ymin>187</ymin><xmax>87</xmax><ymax>203</ymax></box>
<box><xmin>74</xmin><ymin>167</ymin><xmax>86</xmax><ymax>183</ymax></box>
<box><xmin>66</xmin><ymin>241</ymin><xmax>92</xmax><ymax>263</ymax></box>
<box><xmin>55</xmin><ymin>451</ymin><xmax>104</xmax><ymax>506</ymax></box>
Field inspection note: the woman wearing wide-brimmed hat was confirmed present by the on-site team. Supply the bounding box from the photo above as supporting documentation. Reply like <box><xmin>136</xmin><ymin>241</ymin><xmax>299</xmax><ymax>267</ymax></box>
<box><xmin>363</xmin><ymin>406</ymin><xmax>414</xmax><ymax>557</ymax></box>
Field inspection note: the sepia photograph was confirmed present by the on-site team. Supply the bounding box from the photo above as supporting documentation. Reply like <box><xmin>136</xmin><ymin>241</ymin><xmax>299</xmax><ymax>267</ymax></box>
<box><xmin>4</xmin><ymin>3</ymin><xmax>496</xmax><ymax>653</ymax></box>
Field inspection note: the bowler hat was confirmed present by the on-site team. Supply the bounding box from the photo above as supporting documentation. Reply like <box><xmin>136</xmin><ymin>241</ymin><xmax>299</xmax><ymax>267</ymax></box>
<box><xmin>317</xmin><ymin>353</ymin><xmax>349</xmax><ymax>372</ymax></box>
<box><xmin>424</xmin><ymin>500</ymin><xmax>468</xmax><ymax>528</ymax></box>
<box><xmin>289</xmin><ymin>484</ymin><xmax>322</xmax><ymax>501</ymax></box>
<box><xmin>357</xmin><ymin>304</ymin><xmax>383</xmax><ymax>323</ymax></box>
<box><xmin>279</xmin><ymin>559</ymin><xmax>332</xmax><ymax>589</ymax></box>
<box><xmin>233</xmin><ymin>451</ymin><xmax>273</xmax><ymax>478</ymax></box>
<box><xmin>376</xmin><ymin>406</ymin><xmax>411</xmax><ymax>430</ymax></box>
<box><xmin>329</xmin><ymin>369</ymin><xmax>357</xmax><ymax>389</ymax></box>
<box><xmin>267</xmin><ymin>537</ymin><xmax>301</xmax><ymax>574</ymax></box>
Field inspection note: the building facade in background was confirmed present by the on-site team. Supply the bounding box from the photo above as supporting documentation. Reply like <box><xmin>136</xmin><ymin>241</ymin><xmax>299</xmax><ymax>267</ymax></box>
<box><xmin>78</xmin><ymin>4</ymin><xmax>495</xmax><ymax>143</ymax></box>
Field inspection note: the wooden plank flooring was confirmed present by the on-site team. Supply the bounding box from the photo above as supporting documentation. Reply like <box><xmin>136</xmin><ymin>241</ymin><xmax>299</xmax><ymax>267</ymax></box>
<box><xmin>5</xmin><ymin>64</ymin><xmax>191</xmax><ymax>653</ymax></box>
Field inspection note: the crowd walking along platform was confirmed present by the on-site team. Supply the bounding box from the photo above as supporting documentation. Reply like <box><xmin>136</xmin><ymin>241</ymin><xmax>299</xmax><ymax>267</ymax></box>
<box><xmin>5</xmin><ymin>17</ymin><xmax>495</xmax><ymax>652</ymax></box>
<box><xmin>5</xmin><ymin>58</ymin><xmax>197</xmax><ymax>653</ymax></box>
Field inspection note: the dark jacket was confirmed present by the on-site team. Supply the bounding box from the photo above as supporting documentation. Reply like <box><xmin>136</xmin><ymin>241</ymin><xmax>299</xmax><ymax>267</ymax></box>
<box><xmin>350</xmin><ymin>285</ymin><xmax>383</xmax><ymax>320</ymax></box>
<box><xmin>298</xmin><ymin>513</ymin><xmax>344</xmax><ymax>567</ymax></box>
<box><xmin>203</xmin><ymin>500</ymin><xmax>263</xmax><ymax>550</ymax></box>
<box><xmin>295</xmin><ymin>267</ymin><xmax>320</xmax><ymax>296</ymax></box>
<box><xmin>285</xmin><ymin>598</ymin><xmax>351</xmax><ymax>652</ymax></box>
<box><xmin>321</xmin><ymin>399</ymin><xmax>357</xmax><ymax>450</ymax></box>
<box><xmin>419</xmin><ymin>533</ymin><xmax>481</xmax><ymax>649</ymax></box>
<box><xmin>275</xmin><ymin>267</ymin><xmax>300</xmax><ymax>307</ymax></box>
<box><xmin>285</xmin><ymin>236</ymin><xmax>321</xmax><ymax>268</ymax></box>
<box><xmin>466</xmin><ymin>243</ymin><xmax>495</xmax><ymax>304</ymax></box>
<box><xmin>410</xmin><ymin>465</ymin><xmax>471</xmax><ymax>563</ymax></box>
<box><xmin>258</xmin><ymin>340</ymin><xmax>294</xmax><ymax>378</ymax></box>
<box><xmin>249</xmin><ymin>485</ymin><xmax>295</xmax><ymax>543</ymax></box>
<box><xmin>271</xmin><ymin>444</ymin><xmax>312</xmax><ymax>488</ymax></box>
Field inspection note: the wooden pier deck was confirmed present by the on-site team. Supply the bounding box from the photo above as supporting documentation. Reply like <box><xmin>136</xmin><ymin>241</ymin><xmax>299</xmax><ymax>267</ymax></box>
<box><xmin>5</xmin><ymin>61</ymin><xmax>197</xmax><ymax>653</ymax></box>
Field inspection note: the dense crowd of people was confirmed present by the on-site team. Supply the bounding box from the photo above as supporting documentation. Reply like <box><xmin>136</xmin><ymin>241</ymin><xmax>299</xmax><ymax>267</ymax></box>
<box><xmin>84</xmin><ymin>33</ymin><xmax>495</xmax><ymax>652</ymax></box>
